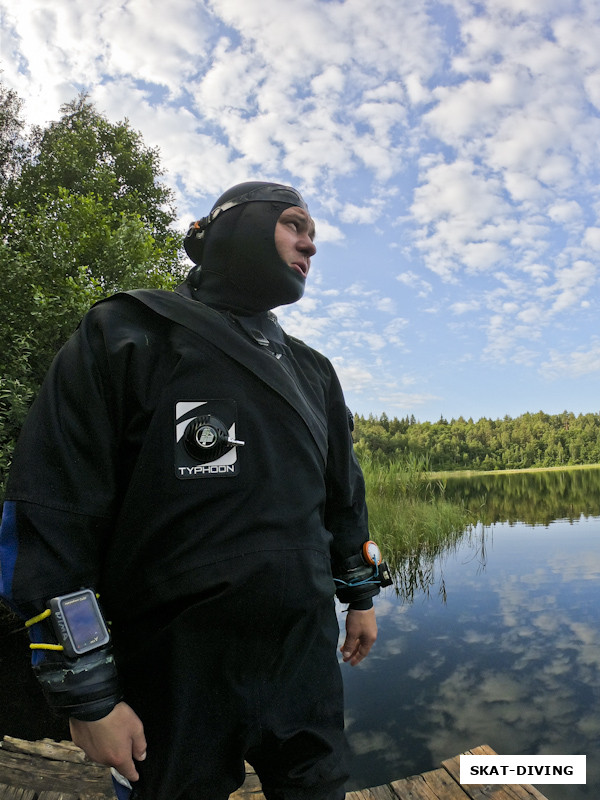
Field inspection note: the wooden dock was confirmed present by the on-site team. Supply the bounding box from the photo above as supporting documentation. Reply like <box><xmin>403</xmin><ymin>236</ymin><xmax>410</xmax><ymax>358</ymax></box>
<box><xmin>0</xmin><ymin>737</ymin><xmax>550</xmax><ymax>800</ymax></box>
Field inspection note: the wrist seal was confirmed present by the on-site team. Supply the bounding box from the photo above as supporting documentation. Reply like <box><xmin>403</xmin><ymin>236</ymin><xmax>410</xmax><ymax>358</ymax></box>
<box><xmin>333</xmin><ymin>540</ymin><xmax>393</xmax><ymax>604</ymax></box>
<box><xmin>33</xmin><ymin>646</ymin><xmax>123</xmax><ymax>721</ymax></box>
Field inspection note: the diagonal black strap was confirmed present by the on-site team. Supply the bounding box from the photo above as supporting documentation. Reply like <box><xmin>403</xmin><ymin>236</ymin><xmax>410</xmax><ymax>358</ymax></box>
<box><xmin>122</xmin><ymin>289</ymin><xmax>329</xmax><ymax>465</ymax></box>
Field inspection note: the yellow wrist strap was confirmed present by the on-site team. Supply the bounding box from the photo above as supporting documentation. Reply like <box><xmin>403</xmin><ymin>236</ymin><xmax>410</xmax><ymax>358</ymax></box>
<box><xmin>24</xmin><ymin>608</ymin><xmax>64</xmax><ymax>651</ymax></box>
<box><xmin>24</xmin><ymin>609</ymin><xmax>51</xmax><ymax>627</ymax></box>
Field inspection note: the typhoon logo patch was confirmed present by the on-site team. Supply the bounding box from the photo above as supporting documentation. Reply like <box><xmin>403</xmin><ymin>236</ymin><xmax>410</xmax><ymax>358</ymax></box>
<box><xmin>175</xmin><ymin>400</ymin><xmax>243</xmax><ymax>479</ymax></box>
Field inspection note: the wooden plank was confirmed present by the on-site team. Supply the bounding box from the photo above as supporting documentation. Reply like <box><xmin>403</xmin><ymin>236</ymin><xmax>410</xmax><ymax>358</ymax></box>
<box><xmin>0</xmin><ymin>784</ymin><xmax>36</xmax><ymax>800</ymax></box>
<box><xmin>37</xmin><ymin>792</ymin><xmax>79</xmax><ymax>800</ymax></box>
<box><xmin>347</xmin><ymin>786</ymin><xmax>398</xmax><ymax>799</ymax></box>
<box><xmin>417</xmin><ymin>767</ymin><xmax>472</xmax><ymax>799</ymax></box>
<box><xmin>389</xmin><ymin>772</ymin><xmax>452</xmax><ymax>799</ymax></box>
<box><xmin>76</xmin><ymin>794</ymin><xmax>115</xmax><ymax>800</ymax></box>
<box><xmin>452</xmin><ymin>785</ymin><xmax>546</xmax><ymax>800</ymax></box>
<box><xmin>0</xmin><ymin>749</ymin><xmax>113</xmax><ymax>797</ymax></box>
<box><xmin>441</xmin><ymin>747</ymin><xmax>550</xmax><ymax>800</ymax></box>
<box><xmin>348</xmin><ymin>768</ymin><xmax>470</xmax><ymax>800</ymax></box>
<box><xmin>2</xmin><ymin>738</ymin><xmax>87</xmax><ymax>765</ymax></box>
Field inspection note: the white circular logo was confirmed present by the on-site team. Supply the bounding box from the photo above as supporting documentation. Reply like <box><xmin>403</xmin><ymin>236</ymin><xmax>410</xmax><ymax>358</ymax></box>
<box><xmin>195</xmin><ymin>425</ymin><xmax>217</xmax><ymax>448</ymax></box>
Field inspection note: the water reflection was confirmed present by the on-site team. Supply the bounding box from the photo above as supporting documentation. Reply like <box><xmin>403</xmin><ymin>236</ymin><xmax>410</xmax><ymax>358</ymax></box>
<box><xmin>342</xmin><ymin>470</ymin><xmax>600</xmax><ymax>799</ymax></box>
<box><xmin>386</xmin><ymin>526</ymin><xmax>489</xmax><ymax>603</ymax></box>
<box><xmin>443</xmin><ymin>467</ymin><xmax>600</xmax><ymax>525</ymax></box>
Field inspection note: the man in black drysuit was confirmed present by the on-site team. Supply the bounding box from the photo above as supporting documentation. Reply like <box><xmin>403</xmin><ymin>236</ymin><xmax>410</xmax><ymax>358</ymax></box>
<box><xmin>0</xmin><ymin>182</ymin><xmax>386</xmax><ymax>800</ymax></box>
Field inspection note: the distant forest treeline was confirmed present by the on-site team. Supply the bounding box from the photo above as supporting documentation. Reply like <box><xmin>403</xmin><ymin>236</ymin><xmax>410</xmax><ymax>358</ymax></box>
<box><xmin>353</xmin><ymin>410</ymin><xmax>600</xmax><ymax>471</ymax></box>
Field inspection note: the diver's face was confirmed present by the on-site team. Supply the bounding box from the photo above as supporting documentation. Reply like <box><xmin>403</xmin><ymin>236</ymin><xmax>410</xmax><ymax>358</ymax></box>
<box><xmin>274</xmin><ymin>206</ymin><xmax>317</xmax><ymax>282</ymax></box>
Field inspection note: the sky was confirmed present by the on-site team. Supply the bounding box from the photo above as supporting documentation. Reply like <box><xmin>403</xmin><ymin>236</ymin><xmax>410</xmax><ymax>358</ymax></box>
<box><xmin>1</xmin><ymin>0</ymin><xmax>600</xmax><ymax>422</ymax></box>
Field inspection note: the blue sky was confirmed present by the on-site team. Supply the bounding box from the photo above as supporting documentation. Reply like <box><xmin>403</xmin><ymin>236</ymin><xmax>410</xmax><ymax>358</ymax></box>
<box><xmin>2</xmin><ymin>0</ymin><xmax>600</xmax><ymax>422</ymax></box>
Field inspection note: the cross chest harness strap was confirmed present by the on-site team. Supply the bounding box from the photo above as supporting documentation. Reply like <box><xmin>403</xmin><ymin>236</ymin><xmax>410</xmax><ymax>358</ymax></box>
<box><xmin>117</xmin><ymin>289</ymin><xmax>329</xmax><ymax>466</ymax></box>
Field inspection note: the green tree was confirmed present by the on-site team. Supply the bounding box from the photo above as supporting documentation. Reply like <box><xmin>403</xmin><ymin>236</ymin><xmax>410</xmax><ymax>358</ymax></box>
<box><xmin>0</xmin><ymin>82</ymin><xmax>27</xmax><ymax>184</ymax></box>
<box><xmin>9</xmin><ymin>96</ymin><xmax>173</xmax><ymax>236</ymax></box>
<box><xmin>0</xmin><ymin>87</ymin><xmax>186</xmax><ymax>495</ymax></box>
<box><xmin>352</xmin><ymin>410</ymin><xmax>600</xmax><ymax>473</ymax></box>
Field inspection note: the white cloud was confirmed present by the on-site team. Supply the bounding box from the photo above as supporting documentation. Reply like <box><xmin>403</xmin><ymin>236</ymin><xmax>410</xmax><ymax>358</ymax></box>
<box><xmin>377</xmin><ymin>391</ymin><xmax>440</xmax><ymax>412</ymax></box>
<box><xmin>327</xmin><ymin>302</ymin><xmax>364</xmax><ymax>321</ymax></box>
<box><xmin>583</xmin><ymin>70</ymin><xmax>600</xmax><ymax>111</ymax></box>
<box><xmin>425</xmin><ymin>71</ymin><xmax>524</xmax><ymax>143</ymax></box>
<box><xmin>331</xmin><ymin>360</ymin><xmax>375</xmax><ymax>394</ymax></box>
<box><xmin>547</xmin><ymin>200</ymin><xmax>582</xmax><ymax>224</ymax></box>
<box><xmin>312</xmin><ymin>218</ymin><xmax>345</xmax><ymax>245</ymax></box>
<box><xmin>583</xmin><ymin>227</ymin><xmax>600</xmax><ymax>250</ymax></box>
<box><xmin>550</xmin><ymin>260</ymin><xmax>596</xmax><ymax>313</ymax></box>
<box><xmin>383</xmin><ymin>317</ymin><xmax>408</xmax><ymax>344</ymax></box>
<box><xmin>411</xmin><ymin>160</ymin><xmax>512</xmax><ymax>278</ymax></box>
<box><xmin>376</xmin><ymin>297</ymin><xmax>396</xmax><ymax>314</ymax></box>
<box><xmin>541</xmin><ymin>341</ymin><xmax>600</xmax><ymax>379</ymax></box>
<box><xmin>517</xmin><ymin>305</ymin><xmax>545</xmax><ymax>325</ymax></box>
<box><xmin>340</xmin><ymin>203</ymin><xmax>383</xmax><ymax>225</ymax></box>
<box><xmin>396</xmin><ymin>271</ymin><xmax>433</xmax><ymax>297</ymax></box>
<box><xmin>310</xmin><ymin>66</ymin><xmax>346</xmax><ymax>96</ymax></box>
<box><xmin>451</xmin><ymin>301</ymin><xmax>480</xmax><ymax>315</ymax></box>
<box><xmin>359</xmin><ymin>333</ymin><xmax>387</xmax><ymax>352</ymax></box>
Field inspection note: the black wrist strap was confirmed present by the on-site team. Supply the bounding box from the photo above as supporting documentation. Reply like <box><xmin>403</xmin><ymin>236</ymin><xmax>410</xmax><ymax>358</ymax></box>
<box><xmin>348</xmin><ymin>597</ymin><xmax>374</xmax><ymax>611</ymax></box>
<box><xmin>33</xmin><ymin>646</ymin><xmax>122</xmax><ymax>720</ymax></box>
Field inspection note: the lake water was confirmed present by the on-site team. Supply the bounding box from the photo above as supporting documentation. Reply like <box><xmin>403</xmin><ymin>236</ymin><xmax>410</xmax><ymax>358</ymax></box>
<box><xmin>341</xmin><ymin>468</ymin><xmax>600</xmax><ymax>798</ymax></box>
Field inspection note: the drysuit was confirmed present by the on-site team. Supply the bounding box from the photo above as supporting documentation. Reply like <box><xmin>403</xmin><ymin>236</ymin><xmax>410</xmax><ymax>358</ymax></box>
<box><xmin>0</xmin><ymin>183</ymin><xmax>378</xmax><ymax>800</ymax></box>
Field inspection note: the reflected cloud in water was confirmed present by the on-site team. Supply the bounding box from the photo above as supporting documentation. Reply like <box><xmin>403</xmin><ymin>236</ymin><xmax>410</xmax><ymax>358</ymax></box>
<box><xmin>341</xmin><ymin>515</ymin><xmax>600</xmax><ymax>799</ymax></box>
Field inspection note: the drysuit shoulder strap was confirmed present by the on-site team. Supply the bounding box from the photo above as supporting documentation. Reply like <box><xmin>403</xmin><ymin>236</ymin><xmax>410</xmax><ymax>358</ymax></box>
<box><xmin>121</xmin><ymin>289</ymin><xmax>329</xmax><ymax>465</ymax></box>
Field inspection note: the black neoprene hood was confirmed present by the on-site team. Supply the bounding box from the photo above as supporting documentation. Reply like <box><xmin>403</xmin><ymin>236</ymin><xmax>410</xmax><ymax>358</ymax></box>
<box><xmin>184</xmin><ymin>181</ymin><xmax>312</xmax><ymax>314</ymax></box>
<box><xmin>184</xmin><ymin>181</ymin><xmax>308</xmax><ymax>266</ymax></box>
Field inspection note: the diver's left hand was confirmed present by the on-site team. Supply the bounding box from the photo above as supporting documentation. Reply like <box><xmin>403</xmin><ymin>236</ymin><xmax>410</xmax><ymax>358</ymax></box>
<box><xmin>340</xmin><ymin>607</ymin><xmax>377</xmax><ymax>666</ymax></box>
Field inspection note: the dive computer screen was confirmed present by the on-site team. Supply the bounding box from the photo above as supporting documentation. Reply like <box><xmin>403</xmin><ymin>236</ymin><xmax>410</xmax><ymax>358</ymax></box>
<box><xmin>49</xmin><ymin>590</ymin><xmax>110</xmax><ymax>656</ymax></box>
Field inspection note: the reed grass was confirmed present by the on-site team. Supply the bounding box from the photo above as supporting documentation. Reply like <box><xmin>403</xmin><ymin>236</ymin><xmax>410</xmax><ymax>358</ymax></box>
<box><xmin>359</xmin><ymin>454</ymin><xmax>475</xmax><ymax>600</ymax></box>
